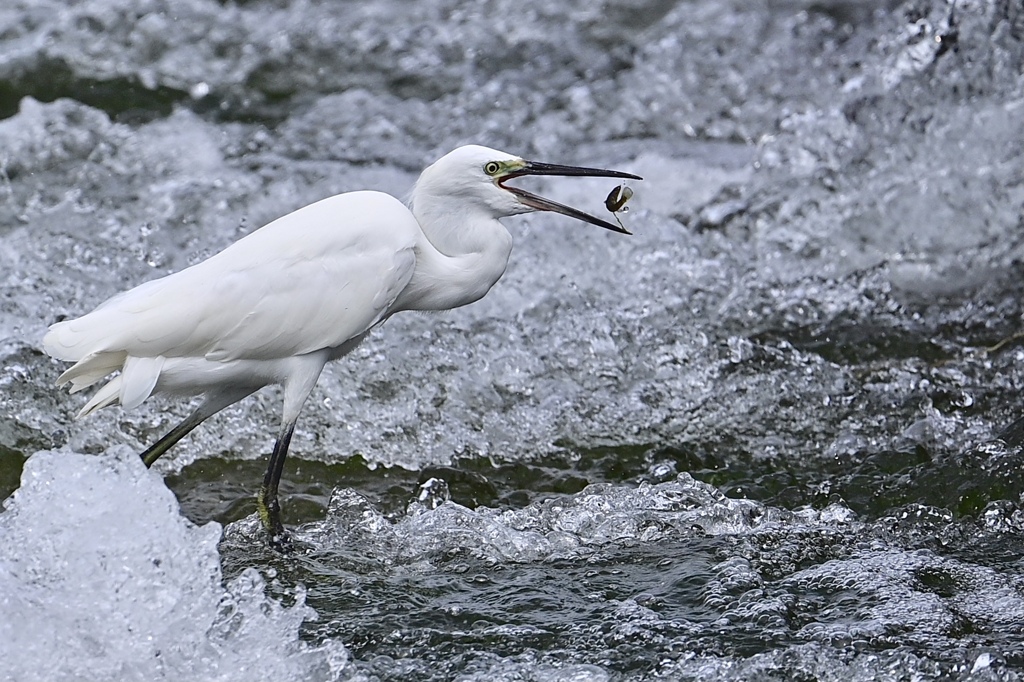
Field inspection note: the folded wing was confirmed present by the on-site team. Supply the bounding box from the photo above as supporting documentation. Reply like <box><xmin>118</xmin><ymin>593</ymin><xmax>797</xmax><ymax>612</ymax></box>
<box><xmin>44</xmin><ymin>191</ymin><xmax>419</xmax><ymax>406</ymax></box>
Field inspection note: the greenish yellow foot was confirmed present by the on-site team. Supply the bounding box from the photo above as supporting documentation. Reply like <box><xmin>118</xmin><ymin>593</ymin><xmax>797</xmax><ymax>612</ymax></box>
<box><xmin>256</xmin><ymin>485</ymin><xmax>291</xmax><ymax>551</ymax></box>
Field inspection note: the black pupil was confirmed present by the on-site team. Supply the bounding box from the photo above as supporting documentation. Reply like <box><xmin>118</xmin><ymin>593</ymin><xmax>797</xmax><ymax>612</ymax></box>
<box><xmin>487</xmin><ymin>163</ymin><xmax>499</xmax><ymax>174</ymax></box>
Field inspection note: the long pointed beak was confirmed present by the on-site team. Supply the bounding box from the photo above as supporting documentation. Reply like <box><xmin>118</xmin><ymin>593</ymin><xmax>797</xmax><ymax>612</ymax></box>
<box><xmin>498</xmin><ymin>161</ymin><xmax>643</xmax><ymax>235</ymax></box>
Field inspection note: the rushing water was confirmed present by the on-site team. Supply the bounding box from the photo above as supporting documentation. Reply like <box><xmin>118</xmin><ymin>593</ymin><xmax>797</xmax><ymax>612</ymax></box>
<box><xmin>2</xmin><ymin>0</ymin><xmax>1024</xmax><ymax>679</ymax></box>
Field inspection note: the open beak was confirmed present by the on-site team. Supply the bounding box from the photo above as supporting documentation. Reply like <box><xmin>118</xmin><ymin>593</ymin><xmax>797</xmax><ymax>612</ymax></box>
<box><xmin>497</xmin><ymin>161</ymin><xmax>643</xmax><ymax>235</ymax></box>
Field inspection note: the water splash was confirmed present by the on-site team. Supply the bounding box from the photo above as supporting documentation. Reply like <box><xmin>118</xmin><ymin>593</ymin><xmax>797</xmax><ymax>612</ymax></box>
<box><xmin>0</xmin><ymin>448</ymin><xmax>349</xmax><ymax>682</ymax></box>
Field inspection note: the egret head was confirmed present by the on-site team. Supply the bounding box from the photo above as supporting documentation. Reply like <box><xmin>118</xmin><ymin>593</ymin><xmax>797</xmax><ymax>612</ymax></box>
<box><xmin>414</xmin><ymin>145</ymin><xmax>642</xmax><ymax>234</ymax></box>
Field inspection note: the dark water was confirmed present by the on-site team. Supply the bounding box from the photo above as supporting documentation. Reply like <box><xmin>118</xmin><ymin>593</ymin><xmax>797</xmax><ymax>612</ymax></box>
<box><xmin>2</xmin><ymin>0</ymin><xmax>1024</xmax><ymax>680</ymax></box>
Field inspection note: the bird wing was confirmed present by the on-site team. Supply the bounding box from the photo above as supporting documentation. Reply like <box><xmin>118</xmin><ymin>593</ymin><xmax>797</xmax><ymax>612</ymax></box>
<box><xmin>46</xmin><ymin>191</ymin><xmax>420</xmax><ymax>363</ymax></box>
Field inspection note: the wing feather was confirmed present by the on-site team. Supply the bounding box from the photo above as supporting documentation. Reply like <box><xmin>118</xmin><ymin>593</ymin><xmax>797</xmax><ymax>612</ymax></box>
<box><xmin>45</xmin><ymin>191</ymin><xmax>420</xmax><ymax>364</ymax></box>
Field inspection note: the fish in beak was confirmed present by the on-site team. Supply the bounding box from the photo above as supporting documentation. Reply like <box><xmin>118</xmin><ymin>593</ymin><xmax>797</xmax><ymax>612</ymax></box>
<box><xmin>497</xmin><ymin>161</ymin><xmax>643</xmax><ymax>235</ymax></box>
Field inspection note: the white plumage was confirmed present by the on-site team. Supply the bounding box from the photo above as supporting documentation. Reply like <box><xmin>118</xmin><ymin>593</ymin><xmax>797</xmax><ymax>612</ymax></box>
<box><xmin>45</xmin><ymin>190</ymin><xmax>417</xmax><ymax>414</ymax></box>
<box><xmin>43</xmin><ymin>144</ymin><xmax>641</xmax><ymax>548</ymax></box>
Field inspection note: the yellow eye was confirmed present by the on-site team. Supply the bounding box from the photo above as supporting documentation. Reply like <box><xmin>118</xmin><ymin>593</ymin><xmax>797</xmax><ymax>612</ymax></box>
<box><xmin>484</xmin><ymin>161</ymin><xmax>502</xmax><ymax>176</ymax></box>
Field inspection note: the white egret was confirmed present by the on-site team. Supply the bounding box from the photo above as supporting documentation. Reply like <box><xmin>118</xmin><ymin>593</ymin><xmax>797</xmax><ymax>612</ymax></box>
<box><xmin>43</xmin><ymin>145</ymin><xmax>642</xmax><ymax>549</ymax></box>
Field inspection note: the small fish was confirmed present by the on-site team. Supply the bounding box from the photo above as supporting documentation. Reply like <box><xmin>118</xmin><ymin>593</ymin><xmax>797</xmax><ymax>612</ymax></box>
<box><xmin>605</xmin><ymin>183</ymin><xmax>634</xmax><ymax>213</ymax></box>
<box><xmin>605</xmin><ymin>183</ymin><xmax>634</xmax><ymax>230</ymax></box>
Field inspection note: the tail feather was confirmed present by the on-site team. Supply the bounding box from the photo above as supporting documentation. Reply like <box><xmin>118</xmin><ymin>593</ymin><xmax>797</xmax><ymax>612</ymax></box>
<box><xmin>77</xmin><ymin>376</ymin><xmax>122</xmax><ymax>419</ymax></box>
<box><xmin>119</xmin><ymin>355</ymin><xmax>165</xmax><ymax>410</ymax></box>
<box><xmin>45</xmin><ymin>301</ymin><xmax>168</xmax><ymax>418</ymax></box>
<box><xmin>57</xmin><ymin>351</ymin><xmax>128</xmax><ymax>392</ymax></box>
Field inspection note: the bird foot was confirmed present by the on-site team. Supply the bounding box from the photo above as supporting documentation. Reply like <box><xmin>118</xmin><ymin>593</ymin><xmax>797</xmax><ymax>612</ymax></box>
<box><xmin>256</xmin><ymin>485</ymin><xmax>290</xmax><ymax>551</ymax></box>
<box><xmin>268</xmin><ymin>528</ymin><xmax>294</xmax><ymax>553</ymax></box>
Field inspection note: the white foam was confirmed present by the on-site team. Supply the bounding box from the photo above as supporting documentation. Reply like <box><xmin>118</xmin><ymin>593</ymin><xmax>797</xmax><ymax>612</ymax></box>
<box><xmin>0</xmin><ymin>447</ymin><xmax>349</xmax><ymax>682</ymax></box>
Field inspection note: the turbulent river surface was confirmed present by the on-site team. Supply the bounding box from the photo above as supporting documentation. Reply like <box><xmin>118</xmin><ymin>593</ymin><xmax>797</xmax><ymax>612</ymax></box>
<box><xmin>2</xmin><ymin>0</ymin><xmax>1024</xmax><ymax>680</ymax></box>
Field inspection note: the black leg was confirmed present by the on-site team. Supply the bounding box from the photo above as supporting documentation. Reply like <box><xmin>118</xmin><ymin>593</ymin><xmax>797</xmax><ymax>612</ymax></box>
<box><xmin>256</xmin><ymin>420</ymin><xmax>296</xmax><ymax>551</ymax></box>
<box><xmin>139</xmin><ymin>388</ymin><xmax>255</xmax><ymax>468</ymax></box>
<box><xmin>140</xmin><ymin>407</ymin><xmax>208</xmax><ymax>468</ymax></box>
<box><xmin>254</xmin><ymin>351</ymin><xmax>329</xmax><ymax>551</ymax></box>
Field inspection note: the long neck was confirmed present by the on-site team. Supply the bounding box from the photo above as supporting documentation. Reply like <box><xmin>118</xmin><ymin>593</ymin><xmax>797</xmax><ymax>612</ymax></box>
<box><xmin>393</xmin><ymin>195</ymin><xmax>514</xmax><ymax>312</ymax></box>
